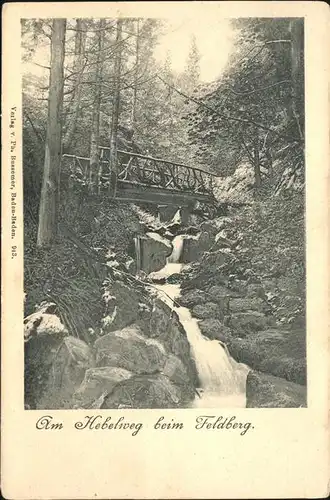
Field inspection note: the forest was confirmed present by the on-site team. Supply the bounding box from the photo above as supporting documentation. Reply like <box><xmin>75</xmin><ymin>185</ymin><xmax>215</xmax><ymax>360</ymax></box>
<box><xmin>23</xmin><ymin>17</ymin><xmax>306</xmax><ymax>410</ymax></box>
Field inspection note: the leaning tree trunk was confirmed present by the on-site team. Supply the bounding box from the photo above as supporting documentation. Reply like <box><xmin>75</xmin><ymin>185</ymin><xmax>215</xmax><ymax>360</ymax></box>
<box><xmin>109</xmin><ymin>18</ymin><xmax>123</xmax><ymax>196</ymax></box>
<box><xmin>290</xmin><ymin>19</ymin><xmax>304</xmax><ymax>141</ymax></box>
<box><xmin>37</xmin><ymin>19</ymin><xmax>66</xmax><ymax>247</ymax></box>
<box><xmin>62</xmin><ymin>19</ymin><xmax>86</xmax><ymax>153</ymax></box>
<box><xmin>89</xmin><ymin>19</ymin><xmax>105</xmax><ymax>193</ymax></box>
<box><xmin>252</xmin><ymin>130</ymin><xmax>261</xmax><ymax>188</ymax></box>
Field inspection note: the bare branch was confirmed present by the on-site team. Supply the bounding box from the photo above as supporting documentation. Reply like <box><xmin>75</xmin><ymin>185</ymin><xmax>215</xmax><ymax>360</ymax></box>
<box><xmin>157</xmin><ymin>74</ymin><xmax>302</xmax><ymax>143</ymax></box>
<box><xmin>32</xmin><ymin>62</ymin><xmax>50</xmax><ymax>70</ymax></box>
<box><xmin>230</xmin><ymin>80</ymin><xmax>291</xmax><ymax>96</ymax></box>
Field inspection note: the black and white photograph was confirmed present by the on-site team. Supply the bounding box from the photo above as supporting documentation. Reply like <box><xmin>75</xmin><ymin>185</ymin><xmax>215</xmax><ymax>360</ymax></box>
<box><xmin>22</xmin><ymin>14</ymin><xmax>307</xmax><ymax>411</ymax></box>
<box><xmin>3</xmin><ymin>2</ymin><xmax>330</xmax><ymax>498</ymax></box>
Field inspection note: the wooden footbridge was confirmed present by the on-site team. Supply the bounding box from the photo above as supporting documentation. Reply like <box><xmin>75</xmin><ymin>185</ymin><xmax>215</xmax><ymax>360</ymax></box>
<box><xmin>62</xmin><ymin>146</ymin><xmax>216</xmax><ymax>207</ymax></box>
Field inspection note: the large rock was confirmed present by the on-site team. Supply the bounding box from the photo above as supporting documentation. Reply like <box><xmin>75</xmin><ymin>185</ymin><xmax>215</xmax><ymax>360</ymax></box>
<box><xmin>162</xmin><ymin>354</ymin><xmax>191</xmax><ymax>389</ymax></box>
<box><xmin>199</xmin><ymin>221</ymin><xmax>220</xmax><ymax>237</ymax></box>
<box><xmin>206</xmin><ymin>284</ymin><xmax>233</xmax><ymax>302</ymax></box>
<box><xmin>181</xmin><ymin>267</ymin><xmax>228</xmax><ymax>291</ymax></box>
<box><xmin>207</xmin><ymin>285</ymin><xmax>240</xmax><ymax>298</ymax></box>
<box><xmin>101</xmin><ymin>281</ymin><xmax>140</xmax><ymax>333</ymax></box>
<box><xmin>202</xmin><ymin>250</ymin><xmax>232</xmax><ymax>268</ymax></box>
<box><xmin>101</xmin><ymin>374</ymin><xmax>188</xmax><ymax>409</ymax></box>
<box><xmin>192</xmin><ymin>302</ymin><xmax>223</xmax><ymax>320</ymax></box>
<box><xmin>198</xmin><ymin>319</ymin><xmax>232</xmax><ymax>342</ymax></box>
<box><xmin>158</xmin><ymin>205</ymin><xmax>180</xmax><ymax>222</ymax></box>
<box><xmin>140</xmin><ymin>232</ymin><xmax>172</xmax><ymax>273</ymax></box>
<box><xmin>24</xmin><ymin>302</ymin><xmax>67</xmax><ymax>342</ymax></box>
<box><xmin>227</xmin><ymin>279</ymin><xmax>248</xmax><ymax>296</ymax></box>
<box><xmin>24</xmin><ymin>304</ymin><xmax>69</xmax><ymax>408</ymax></box>
<box><xmin>94</xmin><ymin>324</ymin><xmax>166</xmax><ymax>374</ymax></box>
<box><xmin>227</xmin><ymin>328</ymin><xmax>306</xmax><ymax>385</ymax></box>
<box><xmin>177</xmin><ymin>289</ymin><xmax>207</xmax><ymax>308</ymax></box>
<box><xmin>246</xmin><ymin>371</ymin><xmax>306</xmax><ymax>408</ymax></box>
<box><xmin>73</xmin><ymin>366</ymin><xmax>132</xmax><ymax>409</ymax></box>
<box><xmin>246</xmin><ymin>283</ymin><xmax>267</xmax><ymax>299</ymax></box>
<box><xmin>228</xmin><ymin>311</ymin><xmax>268</xmax><ymax>333</ymax></box>
<box><xmin>229</xmin><ymin>298</ymin><xmax>265</xmax><ymax>313</ymax></box>
<box><xmin>146</xmin><ymin>299</ymin><xmax>199</xmax><ymax>386</ymax></box>
<box><xmin>207</xmin><ymin>284</ymin><xmax>231</xmax><ymax>296</ymax></box>
<box><xmin>181</xmin><ymin>231</ymin><xmax>212</xmax><ymax>263</ymax></box>
<box><xmin>166</xmin><ymin>273</ymin><xmax>182</xmax><ymax>284</ymax></box>
<box><xmin>214</xmin><ymin>230</ymin><xmax>235</xmax><ymax>249</ymax></box>
<box><xmin>36</xmin><ymin>336</ymin><xmax>95</xmax><ymax>409</ymax></box>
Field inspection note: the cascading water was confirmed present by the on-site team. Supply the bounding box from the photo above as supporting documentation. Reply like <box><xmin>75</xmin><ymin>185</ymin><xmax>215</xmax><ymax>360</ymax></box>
<box><xmin>154</xmin><ymin>234</ymin><xmax>250</xmax><ymax>408</ymax></box>
<box><xmin>134</xmin><ymin>236</ymin><xmax>141</xmax><ymax>273</ymax></box>
<box><xmin>167</xmin><ymin>235</ymin><xmax>184</xmax><ymax>264</ymax></box>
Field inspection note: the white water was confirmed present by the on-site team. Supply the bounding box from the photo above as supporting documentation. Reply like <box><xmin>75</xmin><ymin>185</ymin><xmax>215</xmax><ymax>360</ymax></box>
<box><xmin>134</xmin><ymin>236</ymin><xmax>141</xmax><ymax>273</ymax></box>
<box><xmin>167</xmin><ymin>235</ymin><xmax>185</xmax><ymax>263</ymax></box>
<box><xmin>152</xmin><ymin>235</ymin><xmax>250</xmax><ymax>408</ymax></box>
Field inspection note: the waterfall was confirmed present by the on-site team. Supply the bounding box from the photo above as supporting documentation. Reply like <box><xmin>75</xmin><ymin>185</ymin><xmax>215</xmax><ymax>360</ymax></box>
<box><xmin>175</xmin><ymin>301</ymin><xmax>249</xmax><ymax>408</ymax></box>
<box><xmin>136</xmin><ymin>228</ymin><xmax>250</xmax><ymax>407</ymax></box>
<box><xmin>153</xmin><ymin>242</ymin><xmax>250</xmax><ymax>407</ymax></box>
<box><xmin>134</xmin><ymin>236</ymin><xmax>141</xmax><ymax>273</ymax></box>
<box><xmin>167</xmin><ymin>235</ymin><xmax>184</xmax><ymax>263</ymax></box>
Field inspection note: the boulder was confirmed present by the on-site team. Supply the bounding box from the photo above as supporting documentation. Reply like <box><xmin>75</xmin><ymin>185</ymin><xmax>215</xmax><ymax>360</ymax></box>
<box><xmin>198</xmin><ymin>319</ymin><xmax>232</xmax><ymax>342</ymax></box>
<box><xmin>101</xmin><ymin>373</ymin><xmax>188</xmax><ymax>409</ymax></box>
<box><xmin>162</xmin><ymin>354</ymin><xmax>193</xmax><ymax>391</ymax></box>
<box><xmin>227</xmin><ymin>328</ymin><xmax>306</xmax><ymax>385</ymax></box>
<box><xmin>24</xmin><ymin>302</ymin><xmax>68</xmax><ymax>342</ymax></box>
<box><xmin>125</xmin><ymin>258</ymin><xmax>136</xmax><ymax>275</ymax></box>
<box><xmin>101</xmin><ymin>281</ymin><xmax>140</xmax><ymax>333</ymax></box>
<box><xmin>148</xmin><ymin>272</ymin><xmax>166</xmax><ymax>284</ymax></box>
<box><xmin>176</xmin><ymin>226</ymin><xmax>200</xmax><ymax>236</ymax></box>
<box><xmin>73</xmin><ymin>366</ymin><xmax>133</xmax><ymax>409</ymax></box>
<box><xmin>246</xmin><ymin>283</ymin><xmax>267</xmax><ymax>299</ymax></box>
<box><xmin>147</xmin><ymin>299</ymin><xmax>199</xmax><ymax>386</ymax></box>
<box><xmin>148</xmin><ymin>298</ymin><xmax>173</xmax><ymax>339</ymax></box>
<box><xmin>94</xmin><ymin>324</ymin><xmax>166</xmax><ymax>374</ymax></box>
<box><xmin>181</xmin><ymin>231</ymin><xmax>212</xmax><ymax>263</ymax></box>
<box><xmin>246</xmin><ymin>371</ymin><xmax>306</xmax><ymax>408</ymax></box>
<box><xmin>140</xmin><ymin>232</ymin><xmax>172</xmax><ymax>274</ymax></box>
<box><xmin>229</xmin><ymin>298</ymin><xmax>264</xmax><ymax>313</ymax></box>
<box><xmin>36</xmin><ymin>336</ymin><xmax>95</xmax><ymax>409</ymax></box>
<box><xmin>202</xmin><ymin>250</ymin><xmax>232</xmax><ymax>268</ymax></box>
<box><xmin>229</xmin><ymin>311</ymin><xmax>267</xmax><ymax>333</ymax></box>
<box><xmin>181</xmin><ymin>267</ymin><xmax>228</xmax><ymax>291</ymax></box>
<box><xmin>206</xmin><ymin>285</ymin><xmax>232</xmax><ymax>302</ymax></box>
<box><xmin>214</xmin><ymin>230</ymin><xmax>235</xmax><ymax>249</ymax></box>
<box><xmin>199</xmin><ymin>221</ymin><xmax>219</xmax><ymax>237</ymax></box>
<box><xmin>166</xmin><ymin>273</ymin><xmax>182</xmax><ymax>284</ymax></box>
<box><xmin>24</xmin><ymin>305</ymin><xmax>69</xmax><ymax>409</ymax></box>
<box><xmin>192</xmin><ymin>302</ymin><xmax>223</xmax><ymax>320</ymax></box>
<box><xmin>158</xmin><ymin>205</ymin><xmax>180</xmax><ymax>222</ymax></box>
<box><xmin>207</xmin><ymin>286</ymin><xmax>232</xmax><ymax>296</ymax></box>
<box><xmin>177</xmin><ymin>289</ymin><xmax>207</xmax><ymax>308</ymax></box>
<box><xmin>228</xmin><ymin>279</ymin><xmax>248</xmax><ymax>296</ymax></box>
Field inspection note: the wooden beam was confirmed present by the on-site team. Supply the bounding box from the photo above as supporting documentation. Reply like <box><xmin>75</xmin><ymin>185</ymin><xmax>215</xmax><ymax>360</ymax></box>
<box><xmin>101</xmin><ymin>180</ymin><xmax>214</xmax><ymax>206</ymax></box>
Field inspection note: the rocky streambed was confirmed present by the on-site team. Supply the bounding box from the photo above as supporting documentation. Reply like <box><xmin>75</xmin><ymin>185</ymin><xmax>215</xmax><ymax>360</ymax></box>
<box><xmin>24</xmin><ymin>208</ymin><xmax>307</xmax><ymax>409</ymax></box>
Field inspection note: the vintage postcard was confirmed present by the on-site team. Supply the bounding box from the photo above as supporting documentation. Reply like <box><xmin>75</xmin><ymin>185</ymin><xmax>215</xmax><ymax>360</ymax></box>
<box><xmin>1</xmin><ymin>1</ymin><xmax>329</xmax><ymax>498</ymax></box>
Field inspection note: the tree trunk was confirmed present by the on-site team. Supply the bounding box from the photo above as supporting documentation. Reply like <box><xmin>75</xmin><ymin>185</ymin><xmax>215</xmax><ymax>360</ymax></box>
<box><xmin>131</xmin><ymin>19</ymin><xmax>140</xmax><ymax>127</ymax></box>
<box><xmin>63</xmin><ymin>19</ymin><xmax>86</xmax><ymax>153</ymax></box>
<box><xmin>290</xmin><ymin>19</ymin><xmax>304</xmax><ymax>140</ymax></box>
<box><xmin>109</xmin><ymin>18</ymin><xmax>123</xmax><ymax>196</ymax></box>
<box><xmin>253</xmin><ymin>133</ymin><xmax>261</xmax><ymax>188</ymax></box>
<box><xmin>37</xmin><ymin>19</ymin><xmax>66</xmax><ymax>247</ymax></box>
<box><xmin>89</xmin><ymin>19</ymin><xmax>105</xmax><ymax>193</ymax></box>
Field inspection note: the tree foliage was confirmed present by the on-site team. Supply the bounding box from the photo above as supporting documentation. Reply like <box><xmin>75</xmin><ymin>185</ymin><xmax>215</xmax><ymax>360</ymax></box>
<box><xmin>184</xmin><ymin>18</ymin><xmax>304</xmax><ymax>196</ymax></box>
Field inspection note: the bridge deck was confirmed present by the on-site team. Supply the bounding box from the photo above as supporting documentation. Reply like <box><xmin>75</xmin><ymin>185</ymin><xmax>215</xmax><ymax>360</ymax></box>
<box><xmin>62</xmin><ymin>147</ymin><xmax>217</xmax><ymax>206</ymax></box>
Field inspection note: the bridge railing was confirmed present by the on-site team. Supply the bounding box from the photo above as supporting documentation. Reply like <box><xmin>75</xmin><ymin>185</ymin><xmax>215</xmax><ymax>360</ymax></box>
<box><xmin>61</xmin><ymin>147</ymin><xmax>216</xmax><ymax>196</ymax></box>
<box><xmin>99</xmin><ymin>147</ymin><xmax>216</xmax><ymax>194</ymax></box>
